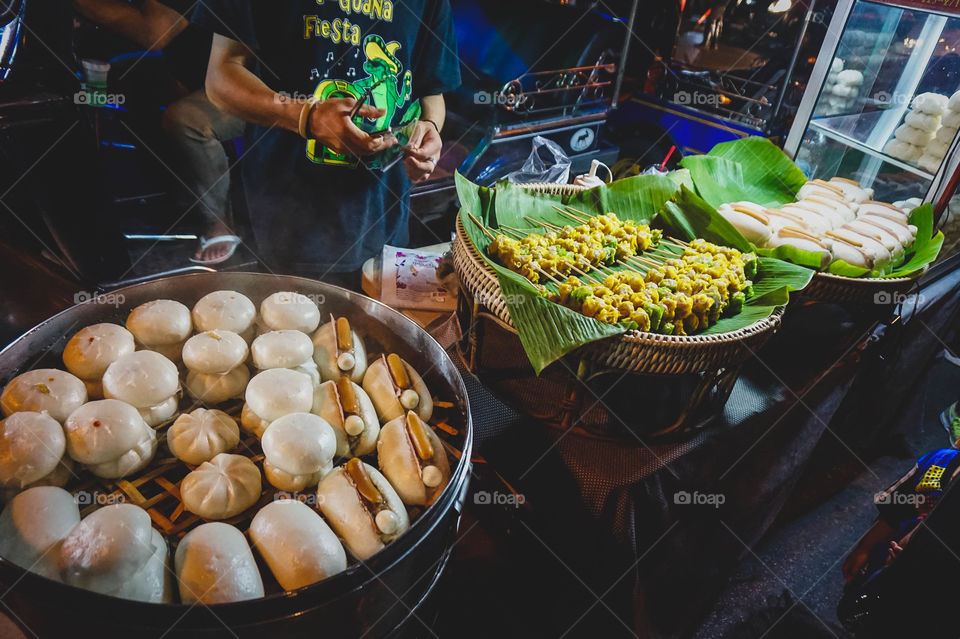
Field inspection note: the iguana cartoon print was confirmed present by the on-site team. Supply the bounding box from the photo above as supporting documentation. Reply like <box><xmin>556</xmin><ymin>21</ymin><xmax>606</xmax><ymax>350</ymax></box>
<box><xmin>306</xmin><ymin>34</ymin><xmax>421</xmax><ymax>167</ymax></box>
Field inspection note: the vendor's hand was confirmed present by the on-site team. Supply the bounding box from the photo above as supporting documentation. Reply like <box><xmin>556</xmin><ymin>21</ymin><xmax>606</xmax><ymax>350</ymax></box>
<box><xmin>403</xmin><ymin>120</ymin><xmax>442</xmax><ymax>183</ymax></box>
<box><xmin>886</xmin><ymin>541</ymin><xmax>904</xmax><ymax>565</ymax></box>
<box><xmin>842</xmin><ymin>547</ymin><xmax>870</xmax><ymax>582</ymax></box>
<box><xmin>309</xmin><ymin>98</ymin><xmax>397</xmax><ymax>157</ymax></box>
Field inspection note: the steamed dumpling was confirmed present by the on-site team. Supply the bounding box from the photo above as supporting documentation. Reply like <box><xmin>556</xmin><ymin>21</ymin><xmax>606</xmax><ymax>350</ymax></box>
<box><xmin>180</xmin><ymin>453</ymin><xmax>261</xmax><ymax>519</ymax></box>
<box><xmin>249</xmin><ymin>500</ymin><xmax>346</xmax><ymax>590</ymax></box>
<box><xmin>244</xmin><ymin>368</ymin><xmax>313</xmax><ymax>422</ymax></box>
<box><xmin>1</xmin><ymin>369</ymin><xmax>87</xmax><ymax>422</ymax></box>
<box><xmin>64</xmin><ymin>399</ymin><xmax>157</xmax><ymax>479</ymax></box>
<box><xmin>175</xmin><ymin>522</ymin><xmax>264</xmax><ymax>603</ymax></box>
<box><xmin>102</xmin><ymin>351</ymin><xmax>180</xmax><ymax>409</ymax></box>
<box><xmin>0</xmin><ymin>486</ymin><xmax>80</xmax><ymax>580</ymax></box>
<box><xmin>362</xmin><ymin>355</ymin><xmax>433</xmax><ymax>423</ymax></box>
<box><xmin>137</xmin><ymin>395</ymin><xmax>179</xmax><ymax>428</ymax></box>
<box><xmin>167</xmin><ymin>408</ymin><xmax>240</xmax><ymax>465</ymax></box>
<box><xmin>251</xmin><ymin>330</ymin><xmax>314</xmax><ymax>370</ymax></box>
<box><xmin>125</xmin><ymin>299</ymin><xmax>192</xmax><ymax>346</ymax></box>
<box><xmin>259</xmin><ymin>292</ymin><xmax>321</xmax><ymax>333</ymax></box>
<box><xmin>0</xmin><ymin>411</ymin><xmax>68</xmax><ymax>491</ymax></box>
<box><xmin>377</xmin><ymin>411</ymin><xmax>451</xmax><ymax>506</ymax></box>
<box><xmin>60</xmin><ymin>503</ymin><xmax>169</xmax><ymax>602</ymax></box>
<box><xmin>261</xmin><ymin>413</ymin><xmax>336</xmax><ymax>492</ymax></box>
<box><xmin>191</xmin><ymin>290</ymin><xmax>256</xmax><ymax>338</ymax></box>
<box><xmin>312</xmin><ymin>379</ymin><xmax>380</xmax><ymax>457</ymax></box>
<box><xmin>62</xmin><ymin>323</ymin><xmax>135</xmax><ymax>381</ymax></box>
<box><xmin>182</xmin><ymin>330</ymin><xmax>248</xmax><ymax>374</ymax></box>
<box><xmin>184</xmin><ymin>365</ymin><xmax>250</xmax><ymax>405</ymax></box>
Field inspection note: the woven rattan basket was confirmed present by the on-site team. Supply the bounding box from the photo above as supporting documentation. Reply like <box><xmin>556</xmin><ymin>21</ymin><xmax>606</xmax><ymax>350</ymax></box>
<box><xmin>452</xmin><ymin>180</ymin><xmax>786</xmax><ymax>436</ymax></box>
<box><xmin>801</xmin><ymin>269</ymin><xmax>926</xmax><ymax>305</ymax></box>
<box><xmin>453</xmin><ymin>215</ymin><xmax>784</xmax><ymax>376</ymax></box>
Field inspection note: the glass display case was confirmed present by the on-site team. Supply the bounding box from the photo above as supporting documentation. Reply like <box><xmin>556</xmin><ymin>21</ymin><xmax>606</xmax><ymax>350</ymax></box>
<box><xmin>784</xmin><ymin>0</ymin><xmax>960</xmax><ymax>218</ymax></box>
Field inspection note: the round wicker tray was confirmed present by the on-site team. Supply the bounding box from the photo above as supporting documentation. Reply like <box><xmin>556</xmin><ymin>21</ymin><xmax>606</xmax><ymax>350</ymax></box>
<box><xmin>453</xmin><ymin>215</ymin><xmax>784</xmax><ymax>376</ymax></box>
<box><xmin>801</xmin><ymin>269</ymin><xmax>926</xmax><ymax>305</ymax></box>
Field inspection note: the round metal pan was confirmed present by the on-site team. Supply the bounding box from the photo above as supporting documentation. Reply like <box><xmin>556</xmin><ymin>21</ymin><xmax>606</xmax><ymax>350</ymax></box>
<box><xmin>0</xmin><ymin>272</ymin><xmax>473</xmax><ymax>639</ymax></box>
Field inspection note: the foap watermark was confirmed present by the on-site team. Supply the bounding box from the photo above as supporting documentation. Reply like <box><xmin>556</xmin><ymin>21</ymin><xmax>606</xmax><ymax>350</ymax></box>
<box><xmin>474</xmin><ymin>490</ymin><xmax>526</xmax><ymax>508</ymax></box>
<box><xmin>74</xmin><ymin>291</ymin><xmax>126</xmax><ymax>307</ymax></box>
<box><xmin>473</xmin><ymin>90</ymin><xmax>524</xmax><ymax>109</ymax></box>
<box><xmin>875</xmin><ymin>491</ymin><xmax>926</xmax><ymax>506</ymax></box>
<box><xmin>872</xmin><ymin>91</ymin><xmax>912</xmax><ymax>108</ymax></box>
<box><xmin>673</xmin><ymin>91</ymin><xmax>724</xmax><ymax>108</ymax></box>
<box><xmin>475</xmin><ymin>291</ymin><xmax>527</xmax><ymax>308</ymax></box>
<box><xmin>674</xmin><ymin>490</ymin><xmax>725</xmax><ymax>508</ymax></box>
<box><xmin>274</xmin><ymin>90</ymin><xmax>315</xmax><ymax>105</ymax></box>
<box><xmin>74</xmin><ymin>490</ymin><xmax>125</xmax><ymax>507</ymax></box>
<box><xmin>273</xmin><ymin>491</ymin><xmax>325</xmax><ymax>507</ymax></box>
<box><xmin>74</xmin><ymin>90</ymin><xmax>126</xmax><ymax>107</ymax></box>
<box><xmin>271</xmin><ymin>291</ymin><xmax>326</xmax><ymax>306</ymax></box>
<box><xmin>873</xmin><ymin>290</ymin><xmax>925</xmax><ymax>305</ymax></box>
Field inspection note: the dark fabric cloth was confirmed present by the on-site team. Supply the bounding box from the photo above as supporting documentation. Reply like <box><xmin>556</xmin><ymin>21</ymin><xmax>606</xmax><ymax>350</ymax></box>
<box><xmin>191</xmin><ymin>0</ymin><xmax>460</xmax><ymax>273</ymax></box>
<box><xmin>126</xmin><ymin>0</ymin><xmax>212</xmax><ymax>91</ymax></box>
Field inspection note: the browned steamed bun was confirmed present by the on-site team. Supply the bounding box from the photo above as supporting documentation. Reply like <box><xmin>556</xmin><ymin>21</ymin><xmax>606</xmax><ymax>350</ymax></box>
<box><xmin>312</xmin><ymin>316</ymin><xmax>367</xmax><ymax>382</ymax></box>
<box><xmin>316</xmin><ymin>458</ymin><xmax>409</xmax><ymax>561</ymax></box>
<box><xmin>362</xmin><ymin>354</ymin><xmax>433</xmax><ymax>423</ymax></box>
<box><xmin>377</xmin><ymin>411</ymin><xmax>451</xmax><ymax>506</ymax></box>
<box><xmin>312</xmin><ymin>377</ymin><xmax>379</xmax><ymax>457</ymax></box>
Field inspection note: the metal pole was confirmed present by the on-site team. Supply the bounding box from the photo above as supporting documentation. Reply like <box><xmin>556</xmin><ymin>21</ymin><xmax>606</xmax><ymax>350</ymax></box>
<box><xmin>771</xmin><ymin>0</ymin><xmax>816</xmax><ymax>136</ymax></box>
<box><xmin>610</xmin><ymin>0</ymin><xmax>639</xmax><ymax>109</ymax></box>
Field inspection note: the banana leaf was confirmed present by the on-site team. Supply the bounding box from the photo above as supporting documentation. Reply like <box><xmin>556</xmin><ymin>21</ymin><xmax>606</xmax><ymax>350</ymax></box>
<box><xmin>886</xmin><ymin>203</ymin><xmax>944</xmax><ymax>278</ymax></box>
<box><xmin>491</xmin><ymin>170</ymin><xmax>694</xmax><ymax>227</ymax></box>
<box><xmin>679</xmin><ymin>136</ymin><xmax>808</xmax><ymax>208</ymax></box>
<box><xmin>456</xmin><ymin>172</ymin><xmax>812</xmax><ymax>374</ymax></box>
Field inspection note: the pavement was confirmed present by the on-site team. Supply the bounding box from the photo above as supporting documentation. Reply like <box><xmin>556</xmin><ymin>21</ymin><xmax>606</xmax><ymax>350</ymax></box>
<box><xmin>695</xmin><ymin>350</ymin><xmax>960</xmax><ymax>639</ymax></box>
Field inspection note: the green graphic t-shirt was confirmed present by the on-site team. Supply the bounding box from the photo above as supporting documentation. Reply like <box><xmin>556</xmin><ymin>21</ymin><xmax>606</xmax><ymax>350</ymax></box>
<box><xmin>192</xmin><ymin>0</ymin><xmax>460</xmax><ymax>272</ymax></box>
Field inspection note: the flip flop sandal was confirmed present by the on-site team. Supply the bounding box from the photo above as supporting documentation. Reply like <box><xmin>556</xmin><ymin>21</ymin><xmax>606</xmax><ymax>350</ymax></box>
<box><xmin>189</xmin><ymin>234</ymin><xmax>242</xmax><ymax>265</ymax></box>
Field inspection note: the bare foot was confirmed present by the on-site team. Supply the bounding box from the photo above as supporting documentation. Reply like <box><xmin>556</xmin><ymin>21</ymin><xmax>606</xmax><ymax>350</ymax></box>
<box><xmin>194</xmin><ymin>223</ymin><xmax>239</xmax><ymax>262</ymax></box>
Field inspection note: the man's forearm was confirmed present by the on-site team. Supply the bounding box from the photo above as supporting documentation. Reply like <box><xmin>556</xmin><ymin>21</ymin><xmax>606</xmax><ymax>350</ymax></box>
<box><xmin>420</xmin><ymin>94</ymin><xmax>446</xmax><ymax>131</ymax></box>
<box><xmin>205</xmin><ymin>38</ymin><xmax>301</xmax><ymax>134</ymax></box>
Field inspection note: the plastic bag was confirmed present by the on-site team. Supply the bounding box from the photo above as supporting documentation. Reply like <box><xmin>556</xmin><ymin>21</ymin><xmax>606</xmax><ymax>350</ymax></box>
<box><xmin>503</xmin><ymin>136</ymin><xmax>571</xmax><ymax>184</ymax></box>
